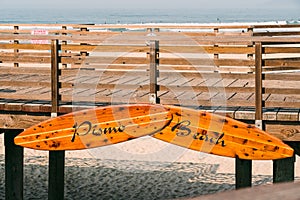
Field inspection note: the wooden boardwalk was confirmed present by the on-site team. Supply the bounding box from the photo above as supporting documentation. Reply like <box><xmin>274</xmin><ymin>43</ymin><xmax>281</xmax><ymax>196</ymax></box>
<box><xmin>1</xmin><ymin>70</ymin><xmax>300</xmax><ymax>119</ymax></box>
<box><xmin>0</xmin><ymin>23</ymin><xmax>300</xmax><ymax>144</ymax></box>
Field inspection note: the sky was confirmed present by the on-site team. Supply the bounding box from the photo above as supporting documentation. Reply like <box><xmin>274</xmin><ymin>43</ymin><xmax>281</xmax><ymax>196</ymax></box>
<box><xmin>1</xmin><ymin>0</ymin><xmax>299</xmax><ymax>10</ymax></box>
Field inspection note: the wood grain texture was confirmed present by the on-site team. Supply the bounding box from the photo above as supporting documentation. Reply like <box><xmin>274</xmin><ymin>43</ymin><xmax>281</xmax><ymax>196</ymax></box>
<box><xmin>152</xmin><ymin>105</ymin><xmax>293</xmax><ymax>160</ymax></box>
<box><xmin>14</xmin><ymin>104</ymin><xmax>294</xmax><ymax>160</ymax></box>
<box><xmin>0</xmin><ymin>114</ymin><xmax>49</xmax><ymax>129</ymax></box>
<box><xmin>14</xmin><ymin>104</ymin><xmax>172</xmax><ymax>150</ymax></box>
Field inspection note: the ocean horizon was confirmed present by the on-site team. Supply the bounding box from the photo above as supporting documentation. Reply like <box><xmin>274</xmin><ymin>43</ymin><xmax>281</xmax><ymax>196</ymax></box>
<box><xmin>1</xmin><ymin>7</ymin><xmax>299</xmax><ymax>24</ymax></box>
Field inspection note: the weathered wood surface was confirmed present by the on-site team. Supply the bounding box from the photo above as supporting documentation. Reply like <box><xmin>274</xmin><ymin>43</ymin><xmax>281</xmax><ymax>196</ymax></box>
<box><xmin>0</xmin><ymin>24</ymin><xmax>300</xmax><ymax>141</ymax></box>
<box><xmin>14</xmin><ymin>104</ymin><xmax>294</xmax><ymax>160</ymax></box>
<box><xmin>2</xmin><ymin>71</ymin><xmax>300</xmax><ymax>107</ymax></box>
<box><xmin>0</xmin><ymin>113</ymin><xmax>50</xmax><ymax>129</ymax></box>
<box><xmin>14</xmin><ymin>104</ymin><xmax>173</xmax><ymax>150</ymax></box>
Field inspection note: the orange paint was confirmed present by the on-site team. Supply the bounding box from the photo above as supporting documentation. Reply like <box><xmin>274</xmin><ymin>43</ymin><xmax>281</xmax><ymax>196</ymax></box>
<box><xmin>14</xmin><ymin>104</ymin><xmax>293</xmax><ymax>160</ymax></box>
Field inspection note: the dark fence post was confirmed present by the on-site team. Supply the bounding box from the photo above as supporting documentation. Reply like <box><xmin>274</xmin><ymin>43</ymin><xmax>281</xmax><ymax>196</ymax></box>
<box><xmin>235</xmin><ymin>157</ymin><xmax>252</xmax><ymax>189</ymax></box>
<box><xmin>49</xmin><ymin>39</ymin><xmax>65</xmax><ymax>200</ymax></box>
<box><xmin>273</xmin><ymin>141</ymin><xmax>298</xmax><ymax>183</ymax></box>
<box><xmin>149</xmin><ymin>40</ymin><xmax>159</xmax><ymax>104</ymax></box>
<box><xmin>48</xmin><ymin>151</ymin><xmax>65</xmax><ymax>200</ymax></box>
<box><xmin>273</xmin><ymin>154</ymin><xmax>295</xmax><ymax>183</ymax></box>
<box><xmin>273</xmin><ymin>140</ymin><xmax>295</xmax><ymax>183</ymax></box>
<box><xmin>4</xmin><ymin>129</ymin><xmax>24</xmax><ymax>200</ymax></box>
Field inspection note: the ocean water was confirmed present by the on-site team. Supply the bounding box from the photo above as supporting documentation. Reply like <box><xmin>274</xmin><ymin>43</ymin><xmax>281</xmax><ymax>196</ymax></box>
<box><xmin>0</xmin><ymin>7</ymin><xmax>299</xmax><ymax>24</ymax></box>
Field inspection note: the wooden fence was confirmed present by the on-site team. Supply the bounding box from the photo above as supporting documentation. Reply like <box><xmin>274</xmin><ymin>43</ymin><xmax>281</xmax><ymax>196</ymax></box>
<box><xmin>1</xmin><ymin>24</ymin><xmax>300</xmax><ymax>125</ymax></box>
<box><xmin>1</xmin><ymin>23</ymin><xmax>300</xmax><ymax>199</ymax></box>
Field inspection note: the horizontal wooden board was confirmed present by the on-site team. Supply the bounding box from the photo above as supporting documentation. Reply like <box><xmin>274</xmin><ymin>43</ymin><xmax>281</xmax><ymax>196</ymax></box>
<box><xmin>264</xmin><ymin>58</ymin><xmax>300</xmax><ymax>67</ymax></box>
<box><xmin>160</xmin><ymin>46</ymin><xmax>255</xmax><ymax>54</ymax></box>
<box><xmin>61</xmin><ymin>44</ymin><xmax>149</xmax><ymax>52</ymax></box>
<box><xmin>0</xmin><ymin>56</ymin><xmax>51</xmax><ymax>63</ymax></box>
<box><xmin>160</xmin><ymin>58</ymin><xmax>254</xmax><ymax>66</ymax></box>
<box><xmin>159</xmin><ymin>85</ymin><xmax>254</xmax><ymax>93</ymax></box>
<box><xmin>0</xmin><ymin>67</ymin><xmax>51</xmax><ymax>75</ymax></box>
<box><xmin>61</xmin><ymin>56</ymin><xmax>148</xmax><ymax>65</ymax></box>
<box><xmin>0</xmin><ymin>43</ymin><xmax>51</xmax><ymax>50</ymax></box>
<box><xmin>266</xmin><ymin>124</ymin><xmax>300</xmax><ymax>141</ymax></box>
<box><xmin>254</xmin><ymin>31</ymin><xmax>300</xmax><ymax>37</ymax></box>
<box><xmin>0</xmin><ymin>113</ymin><xmax>49</xmax><ymax>129</ymax></box>
<box><xmin>264</xmin><ymin>47</ymin><xmax>300</xmax><ymax>54</ymax></box>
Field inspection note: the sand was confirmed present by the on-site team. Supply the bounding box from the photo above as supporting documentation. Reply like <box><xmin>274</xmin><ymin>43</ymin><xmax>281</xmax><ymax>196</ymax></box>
<box><xmin>1</xmin><ymin>133</ymin><xmax>299</xmax><ymax>200</ymax></box>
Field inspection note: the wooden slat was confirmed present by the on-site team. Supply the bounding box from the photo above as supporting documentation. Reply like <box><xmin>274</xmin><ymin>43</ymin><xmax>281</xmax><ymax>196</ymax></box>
<box><xmin>0</xmin><ymin>66</ymin><xmax>51</xmax><ymax>75</ymax></box>
<box><xmin>60</xmin><ymin>82</ymin><xmax>149</xmax><ymax>91</ymax></box>
<box><xmin>265</xmin><ymin>101</ymin><xmax>300</xmax><ymax>108</ymax></box>
<box><xmin>160</xmin><ymin>58</ymin><xmax>254</xmax><ymax>66</ymax></box>
<box><xmin>159</xmin><ymin>71</ymin><xmax>255</xmax><ymax>79</ymax></box>
<box><xmin>0</xmin><ymin>43</ymin><xmax>51</xmax><ymax>50</ymax></box>
<box><xmin>266</xmin><ymin>123</ymin><xmax>300</xmax><ymax>140</ymax></box>
<box><xmin>264</xmin><ymin>73</ymin><xmax>300</xmax><ymax>81</ymax></box>
<box><xmin>0</xmin><ymin>113</ymin><xmax>49</xmax><ymax>129</ymax></box>
<box><xmin>0</xmin><ymin>80</ymin><xmax>50</xmax><ymax>87</ymax></box>
<box><xmin>61</xmin><ymin>94</ymin><xmax>149</xmax><ymax>104</ymax></box>
<box><xmin>60</xmin><ymin>56</ymin><xmax>147</xmax><ymax>65</ymax></box>
<box><xmin>254</xmin><ymin>31</ymin><xmax>300</xmax><ymax>37</ymax></box>
<box><xmin>252</xmin><ymin>24</ymin><xmax>300</xmax><ymax>29</ymax></box>
<box><xmin>0</xmin><ymin>33</ymin><xmax>299</xmax><ymax>43</ymax></box>
<box><xmin>0</xmin><ymin>55</ymin><xmax>51</xmax><ymax>63</ymax></box>
<box><xmin>159</xmin><ymin>85</ymin><xmax>254</xmax><ymax>93</ymax></box>
<box><xmin>160</xmin><ymin>46</ymin><xmax>255</xmax><ymax>54</ymax></box>
<box><xmin>264</xmin><ymin>47</ymin><xmax>300</xmax><ymax>54</ymax></box>
<box><xmin>271</xmin><ymin>88</ymin><xmax>300</xmax><ymax>95</ymax></box>
<box><xmin>0</xmin><ymin>93</ymin><xmax>50</xmax><ymax>101</ymax></box>
<box><xmin>0</xmin><ymin>52</ymin><xmax>51</xmax><ymax>57</ymax></box>
<box><xmin>61</xmin><ymin>44</ymin><xmax>148</xmax><ymax>52</ymax></box>
<box><xmin>277</xmin><ymin>108</ymin><xmax>299</xmax><ymax>121</ymax></box>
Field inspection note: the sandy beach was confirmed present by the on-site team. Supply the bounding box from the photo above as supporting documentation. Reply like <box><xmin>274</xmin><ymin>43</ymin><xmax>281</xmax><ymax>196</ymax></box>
<box><xmin>1</xmin><ymin>133</ymin><xmax>299</xmax><ymax>200</ymax></box>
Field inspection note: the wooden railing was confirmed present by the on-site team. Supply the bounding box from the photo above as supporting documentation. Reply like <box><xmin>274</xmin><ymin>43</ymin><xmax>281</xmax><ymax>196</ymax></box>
<box><xmin>1</xmin><ymin>24</ymin><xmax>300</xmax><ymax>143</ymax></box>
<box><xmin>1</xmin><ymin>25</ymin><xmax>300</xmax><ymax>114</ymax></box>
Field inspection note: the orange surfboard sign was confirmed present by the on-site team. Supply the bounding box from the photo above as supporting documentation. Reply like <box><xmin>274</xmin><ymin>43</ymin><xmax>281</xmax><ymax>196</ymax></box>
<box><xmin>14</xmin><ymin>104</ymin><xmax>293</xmax><ymax>160</ymax></box>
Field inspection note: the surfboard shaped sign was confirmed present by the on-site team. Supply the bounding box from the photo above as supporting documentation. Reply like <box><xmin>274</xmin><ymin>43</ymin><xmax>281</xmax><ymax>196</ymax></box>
<box><xmin>14</xmin><ymin>104</ymin><xmax>294</xmax><ymax>160</ymax></box>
